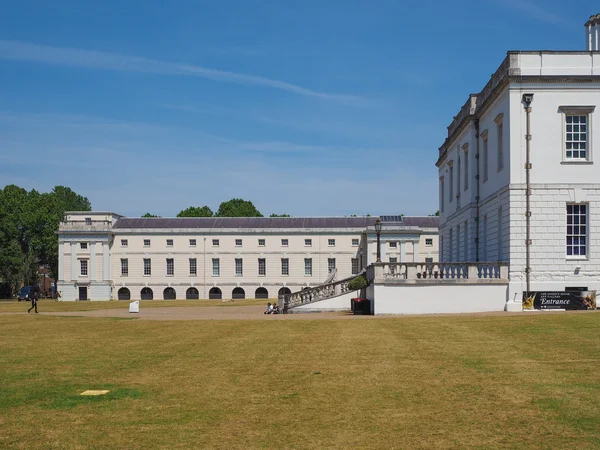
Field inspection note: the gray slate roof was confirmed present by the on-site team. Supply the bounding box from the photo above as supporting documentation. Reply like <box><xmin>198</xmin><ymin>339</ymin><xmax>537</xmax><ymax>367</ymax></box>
<box><xmin>113</xmin><ymin>216</ymin><xmax>439</xmax><ymax>229</ymax></box>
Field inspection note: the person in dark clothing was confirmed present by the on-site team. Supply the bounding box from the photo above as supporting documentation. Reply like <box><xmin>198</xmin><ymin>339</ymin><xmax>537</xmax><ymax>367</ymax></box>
<box><xmin>28</xmin><ymin>288</ymin><xmax>39</xmax><ymax>314</ymax></box>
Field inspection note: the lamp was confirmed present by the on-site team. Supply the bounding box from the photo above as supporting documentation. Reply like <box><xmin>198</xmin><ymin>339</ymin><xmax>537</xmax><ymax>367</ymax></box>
<box><xmin>375</xmin><ymin>218</ymin><xmax>382</xmax><ymax>263</ymax></box>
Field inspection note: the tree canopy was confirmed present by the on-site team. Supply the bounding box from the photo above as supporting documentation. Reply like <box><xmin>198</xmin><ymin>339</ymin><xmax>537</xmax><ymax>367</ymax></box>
<box><xmin>215</xmin><ymin>198</ymin><xmax>263</xmax><ymax>217</ymax></box>
<box><xmin>177</xmin><ymin>206</ymin><xmax>213</xmax><ymax>218</ymax></box>
<box><xmin>269</xmin><ymin>213</ymin><xmax>290</xmax><ymax>217</ymax></box>
<box><xmin>0</xmin><ymin>185</ymin><xmax>91</xmax><ymax>296</ymax></box>
<box><xmin>142</xmin><ymin>213</ymin><xmax>158</xmax><ymax>218</ymax></box>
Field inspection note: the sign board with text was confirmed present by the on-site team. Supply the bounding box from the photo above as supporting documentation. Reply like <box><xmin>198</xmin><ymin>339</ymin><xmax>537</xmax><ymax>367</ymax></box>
<box><xmin>522</xmin><ymin>291</ymin><xmax>596</xmax><ymax>310</ymax></box>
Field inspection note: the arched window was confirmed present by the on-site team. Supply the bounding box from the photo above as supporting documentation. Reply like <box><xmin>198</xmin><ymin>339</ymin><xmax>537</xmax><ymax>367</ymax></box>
<box><xmin>208</xmin><ymin>287</ymin><xmax>222</xmax><ymax>299</ymax></box>
<box><xmin>278</xmin><ymin>287</ymin><xmax>292</xmax><ymax>297</ymax></box>
<box><xmin>186</xmin><ymin>287</ymin><xmax>199</xmax><ymax>300</ymax></box>
<box><xmin>232</xmin><ymin>287</ymin><xmax>245</xmax><ymax>299</ymax></box>
<box><xmin>117</xmin><ymin>287</ymin><xmax>130</xmax><ymax>300</ymax></box>
<box><xmin>163</xmin><ymin>287</ymin><xmax>176</xmax><ymax>300</ymax></box>
<box><xmin>141</xmin><ymin>287</ymin><xmax>153</xmax><ymax>300</ymax></box>
<box><xmin>255</xmin><ymin>287</ymin><xmax>269</xmax><ymax>299</ymax></box>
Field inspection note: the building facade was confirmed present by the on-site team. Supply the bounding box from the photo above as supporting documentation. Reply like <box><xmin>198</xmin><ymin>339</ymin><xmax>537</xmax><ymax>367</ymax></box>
<box><xmin>437</xmin><ymin>15</ymin><xmax>600</xmax><ymax>307</ymax></box>
<box><xmin>57</xmin><ymin>213</ymin><xmax>438</xmax><ymax>301</ymax></box>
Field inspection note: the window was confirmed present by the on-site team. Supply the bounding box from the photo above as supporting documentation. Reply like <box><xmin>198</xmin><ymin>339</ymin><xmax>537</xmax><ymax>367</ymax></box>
<box><xmin>258</xmin><ymin>239</ymin><xmax>265</xmax><ymax>247</ymax></box>
<box><xmin>80</xmin><ymin>242</ymin><xmax>88</xmax><ymax>250</ymax></box>
<box><xmin>440</xmin><ymin>177</ymin><xmax>445</xmax><ymax>213</ymax></box>
<box><xmin>190</xmin><ymin>258</ymin><xmax>197</xmax><ymax>276</ymax></box>
<box><xmin>463</xmin><ymin>144</ymin><xmax>469</xmax><ymax>190</ymax></box>
<box><xmin>305</xmin><ymin>239</ymin><xmax>312</xmax><ymax>247</ymax></box>
<box><xmin>352</xmin><ymin>238</ymin><xmax>359</xmax><ymax>246</ymax></box>
<box><xmin>235</xmin><ymin>239</ymin><xmax>242</xmax><ymax>247</ymax></box>
<box><xmin>328</xmin><ymin>239</ymin><xmax>335</xmax><ymax>247</ymax></box>
<box><xmin>562</xmin><ymin>108</ymin><xmax>593</xmax><ymax>161</ymax></box>
<box><xmin>328</xmin><ymin>258</ymin><xmax>336</xmax><ymax>273</ymax></box>
<box><xmin>482</xmin><ymin>131</ymin><xmax>489</xmax><ymax>182</ymax></box>
<box><xmin>449</xmin><ymin>163</ymin><xmax>454</xmax><ymax>202</ymax></box>
<box><xmin>389</xmin><ymin>242</ymin><xmax>397</xmax><ymax>248</ymax></box>
<box><xmin>144</xmin><ymin>239</ymin><xmax>151</xmax><ymax>247</ymax></box>
<box><xmin>121</xmin><ymin>239</ymin><xmax>128</xmax><ymax>247</ymax></box>
<box><xmin>457</xmin><ymin>223</ymin><xmax>461</xmax><ymax>260</ymax></box>
<box><xmin>85</xmin><ymin>217</ymin><xmax>92</xmax><ymax>225</ymax></box>
<box><xmin>495</xmin><ymin>114</ymin><xmax>504</xmax><ymax>171</ymax></box>
<box><xmin>426</xmin><ymin>238</ymin><xmax>433</xmax><ymax>247</ymax></box>
<box><xmin>281</xmin><ymin>239</ymin><xmax>289</xmax><ymax>247</ymax></box>
<box><xmin>258</xmin><ymin>258</ymin><xmax>266</xmax><ymax>276</ymax></box>
<box><xmin>212</xmin><ymin>258</ymin><xmax>219</xmax><ymax>276</ymax></box>
<box><xmin>235</xmin><ymin>258</ymin><xmax>243</xmax><ymax>276</ymax></box>
<box><xmin>121</xmin><ymin>258</ymin><xmax>128</xmax><ymax>276</ymax></box>
<box><xmin>80</xmin><ymin>259</ymin><xmax>88</xmax><ymax>276</ymax></box>
<box><xmin>425</xmin><ymin>257</ymin><xmax>433</xmax><ymax>264</ymax></box>
<box><xmin>457</xmin><ymin>152</ymin><xmax>461</xmax><ymax>195</ymax></box>
<box><xmin>166</xmin><ymin>239</ymin><xmax>173</xmax><ymax>247</ymax></box>
<box><xmin>351</xmin><ymin>258</ymin><xmax>359</xmax><ymax>275</ymax></box>
<box><xmin>449</xmin><ymin>228</ymin><xmax>454</xmax><ymax>262</ymax></box>
<box><xmin>281</xmin><ymin>258</ymin><xmax>289</xmax><ymax>276</ymax></box>
<box><xmin>212</xmin><ymin>239</ymin><xmax>219</xmax><ymax>247</ymax></box>
<box><xmin>166</xmin><ymin>258</ymin><xmax>174</xmax><ymax>276</ymax></box>
<box><xmin>189</xmin><ymin>239</ymin><xmax>196</xmax><ymax>247</ymax></box>
<box><xmin>144</xmin><ymin>258</ymin><xmax>151</xmax><ymax>276</ymax></box>
<box><xmin>304</xmin><ymin>258</ymin><xmax>312</xmax><ymax>276</ymax></box>
<box><xmin>567</xmin><ymin>204</ymin><xmax>587</xmax><ymax>257</ymax></box>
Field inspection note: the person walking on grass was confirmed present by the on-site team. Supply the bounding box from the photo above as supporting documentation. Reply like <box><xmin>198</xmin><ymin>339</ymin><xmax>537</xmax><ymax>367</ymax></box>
<box><xmin>28</xmin><ymin>287</ymin><xmax>39</xmax><ymax>314</ymax></box>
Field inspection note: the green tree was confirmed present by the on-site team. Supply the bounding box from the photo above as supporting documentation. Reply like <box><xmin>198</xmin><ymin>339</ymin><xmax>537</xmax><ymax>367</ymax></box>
<box><xmin>269</xmin><ymin>213</ymin><xmax>290</xmax><ymax>217</ymax></box>
<box><xmin>348</xmin><ymin>275</ymin><xmax>368</xmax><ymax>291</ymax></box>
<box><xmin>142</xmin><ymin>213</ymin><xmax>158</xmax><ymax>218</ymax></box>
<box><xmin>177</xmin><ymin>206</ymin><xmax>213</xmax><ymax>217</ymax></box>
<box><xmin>215</xmin><ymin>199</ymin><xmax>263</xmax><ymax>217</ymax></box>
<box><xmin>429</xmin><ymin>211</ymin><xmax>440</xmax><ymax>216</ymax></box>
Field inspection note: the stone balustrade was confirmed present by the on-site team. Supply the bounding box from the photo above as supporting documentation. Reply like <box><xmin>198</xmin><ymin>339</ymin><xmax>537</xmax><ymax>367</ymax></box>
<box><xmin>367</xmin><ymin>262</ymin><xmax>509</xmax><ymax>284</ymax></box>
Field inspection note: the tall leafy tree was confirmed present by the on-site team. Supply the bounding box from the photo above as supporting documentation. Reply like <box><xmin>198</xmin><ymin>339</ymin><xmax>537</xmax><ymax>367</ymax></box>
<box><xmin>269</xmin><ymin>213</ymin><xmax>290</xmax><ymax>217</ymax></box>
<box><xmin>142</xmin><ymin>213</ymin><xmax>158</xmax><ymax>218</ymax></box>
<box><xmin>215</xmin><ymin>199</ymin><xmax>263</xmax><ymax>217</ymax></box>
<box><xmin>177</xmin><ymin>206</ymin><xmax>213</xmax><ymax>217</ymax></box>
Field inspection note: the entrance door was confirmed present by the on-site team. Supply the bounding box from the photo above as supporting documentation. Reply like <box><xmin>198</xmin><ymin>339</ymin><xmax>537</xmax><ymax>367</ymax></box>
<box><xmin>78</xmin><ymin>286</ymin><xmax>88</xmax><ymax>301</ymax></box>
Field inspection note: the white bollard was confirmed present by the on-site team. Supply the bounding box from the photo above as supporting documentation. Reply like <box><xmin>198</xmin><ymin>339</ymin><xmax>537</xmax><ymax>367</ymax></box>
<box><xmin>129</xmin><ymin>300</ymin><xmax>140</xmax><ymax>313</ymax></box>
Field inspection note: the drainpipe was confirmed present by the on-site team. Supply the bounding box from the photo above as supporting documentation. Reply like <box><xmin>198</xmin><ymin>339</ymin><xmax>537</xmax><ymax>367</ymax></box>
<box><xmin>474</xmin><ymin>119</ymin><xmax>481</xmax><ymax>262</ymax></box>
<box><xmin>523</xmin><ymin>93</ymin><xmax>534</xmax><ymax>292</ymax></box>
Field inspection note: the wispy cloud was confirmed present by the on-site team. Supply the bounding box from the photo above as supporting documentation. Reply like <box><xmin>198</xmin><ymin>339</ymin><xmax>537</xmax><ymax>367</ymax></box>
<box><xmin>496</xmin><ymin>0</ymin><xmax>563</xmax><ymax>24</ymax></box>
<box><xmin>0</xmin><ymin>40</ymin><xmax>366</xmax><ymax>105</ymax></box>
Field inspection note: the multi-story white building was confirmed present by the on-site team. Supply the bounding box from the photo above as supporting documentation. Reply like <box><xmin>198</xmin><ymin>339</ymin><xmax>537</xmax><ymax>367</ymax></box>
<box><xmin>437</xmin><ymin>14</ymin><xmax>600</xmax><ymax>307</ymax></box>
<box><xmin>56</xmin><ymin>212</ymin><xmax>438</xmax><ymax>301</ymax></box>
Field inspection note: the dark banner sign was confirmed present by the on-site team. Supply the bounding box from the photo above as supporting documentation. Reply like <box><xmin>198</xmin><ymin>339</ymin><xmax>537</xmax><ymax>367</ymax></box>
<box><xmin>523</xmin><ymin>291</ymin><xmax>597</xmax><ymax>310</ymax></box>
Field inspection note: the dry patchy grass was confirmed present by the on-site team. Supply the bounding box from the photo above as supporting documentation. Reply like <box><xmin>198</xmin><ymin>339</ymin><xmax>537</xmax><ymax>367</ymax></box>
<box><xmin>1</xmin><ymin>313</ymin><xmax>600</xmax><ymax>449</ymax></box>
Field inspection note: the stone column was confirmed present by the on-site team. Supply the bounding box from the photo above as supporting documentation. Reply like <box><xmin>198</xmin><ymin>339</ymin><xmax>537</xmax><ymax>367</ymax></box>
<box><xmin>413</xmin><ymin>241</ymin><xmax>420</xmax><ymax>262</ymax></box>
<box><xmin>59</xmin><ymin>242</ymin><xmax>65</xmax><ymax>281</ymax></box>
<box><xmin>380</xmin><ymin>239</ymin><xmax>386</xmax><ymax>262</ymax></box>
<box><xmin>71</xmin><ymin>242</ymin><xmax>77</xmax><ymax>280</ymax></box>
<box><xmin>367</xmin><ymin>240</ymin><xmax>373</xmax><ymax>265</ymax></box>
<box><xmin>89</xmin><ymin>241</ymin><xmax>96</xmax><ymax>281</ymax></box>
<box><xmin>400</xmin><ymin>242</ymin><xmax>406</xmax><ymax>262</ymax></box>
<box><xmin>103</xmin><ymin>242</ymin><xmax>110</xmax><ymax>281</ymax></box>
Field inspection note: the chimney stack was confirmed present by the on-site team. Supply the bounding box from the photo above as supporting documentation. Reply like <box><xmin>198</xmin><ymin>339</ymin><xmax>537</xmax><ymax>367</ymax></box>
<box><xmin>586</xmin><ymin>14</ymin><xmax>600</xmax><ymax>51</ymax></box>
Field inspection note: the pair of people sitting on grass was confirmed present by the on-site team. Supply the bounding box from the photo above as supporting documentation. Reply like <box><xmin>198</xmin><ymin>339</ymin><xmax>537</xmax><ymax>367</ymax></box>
<box><xmin>264</xmin><ymin>303</ymin><xmax>279</xmax><ymax>314</ymax></box>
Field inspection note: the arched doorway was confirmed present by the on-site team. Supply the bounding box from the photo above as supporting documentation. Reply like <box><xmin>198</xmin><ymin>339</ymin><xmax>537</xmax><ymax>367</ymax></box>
<box><xmin>255</xmin><ymin>287</ymin><xmax>269</xmax><ymax>299</ymax></box>
<box><xmin>117</xmin><ymin>287</ymin><xmax>131</xmax><ymax>300</ymax></box>
<box><xmin>163</xmin><ymin>287</ymin><xmax>176</xmax><ymax>300</ymax></box>
<box><xmin>232</xmin><ymin>287</ymin><xmax>245</xmax><ymax>299</ymax></box>
<box><xmin>141</xmin><ymin>287</ymin><xmax>153</xmax><ymax>300</ymax></box>
<box><xmin>278</xmin><ymin>287</ymin><xmax>291</xmax><ymax>297</ymax></box>
<box><xmin>209</xmin><ymin>287</ymin><xmax>222</xmax><ymax>299</ymax></box>
<box><xmin>186</xmin><ymin>287</ymin><xmax>199</xmax><ymax>300</ymax></box>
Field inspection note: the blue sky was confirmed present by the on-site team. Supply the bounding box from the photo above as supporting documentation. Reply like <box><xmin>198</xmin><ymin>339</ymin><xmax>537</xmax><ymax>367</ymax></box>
<box><xmin>0</xmin><ymin>0</ymin><xmax>597</xmax><ymax>217</ymax></box>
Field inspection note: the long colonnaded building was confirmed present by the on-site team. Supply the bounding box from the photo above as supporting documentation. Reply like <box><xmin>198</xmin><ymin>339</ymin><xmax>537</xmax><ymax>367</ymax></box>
<box><xmin>56</xmin><ymin>212</ymin><xmax>439</xmax><ymax>301</ymax></box>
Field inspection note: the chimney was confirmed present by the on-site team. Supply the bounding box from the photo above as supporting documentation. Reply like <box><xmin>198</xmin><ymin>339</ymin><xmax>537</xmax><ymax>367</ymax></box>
<box><xmin>586</xmin><ymin>14</ymin><xmax>600</xmax><ymax>51</ymax></box>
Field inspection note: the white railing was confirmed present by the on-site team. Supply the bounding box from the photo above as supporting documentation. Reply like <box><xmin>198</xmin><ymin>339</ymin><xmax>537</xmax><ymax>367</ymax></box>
<box><xmin>366</xmin><ymin>262</ymin><xmax>509</xmax><ymax>283</ymax></box>
<box><xmin>59</xmin><ymin>221</ymin><xmax>113</xmax><ymax>232</ymax></box>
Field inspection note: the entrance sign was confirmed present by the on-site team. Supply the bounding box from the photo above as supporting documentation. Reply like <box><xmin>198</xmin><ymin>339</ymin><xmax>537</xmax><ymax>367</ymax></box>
<box><xmin>523</xmin><ymin>291</ymin><xmax>596</xmax><ymax>310</ymax></box>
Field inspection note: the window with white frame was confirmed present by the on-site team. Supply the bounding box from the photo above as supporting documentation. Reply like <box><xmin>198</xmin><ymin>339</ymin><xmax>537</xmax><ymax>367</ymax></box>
<box><xmin>189</xmin><ymin>239</ymin><xmax>196</xmax><ymax>247</ymax></box>
<box><xmin>281</xmin><ymin>238</ymin><xmax>289</xmax><ymax>247</ymax></box>
<box><xmin>482</xmin><ymin>131</ymin><xmax>489</xmax><ymax>182</ymax></box>
<box><xmin>389</xmin><ymin>257</ymin><xmax>397</xmax><ymax>274</ymax></box>
<box><xmin>304</xmin><ymin>258</ymin><xmax>312</xmax><ymax>276</ymax></box>
<box><xmin>425</xmin><ymin>257</ymin><xmax>433</xmax><ymax>264</ymax></box>
<box><xmin>80</xmin><ymin>242</ymin><xmax>88</xmax><ymax>250</ymax></box>
<box><xmin>258</xmin><ymin>258</ymin><xmax>266</xmax><ymax>276</ymax></box>
<box><xmin>328</xmin><ymin>258</ymin><xmax>336</xmax><ymax>273</ymax></box>
<box><xmin>143</xmin><ymin>258</ymin><xmax>151</xmax><ymax>276</ymax></box>
<box><xmin>212</xmin><ymin>258</ymin><xmax>220</xmax><ymax>276</ymax></box>
<box><xmin>567</xmin><ymin>204</ymin><xmax>587</xmax><ymax>257</ymax></box>
<box><xmin>166</xmin><ymin>258</ymin><xmax>174</xmax><ymax>276</ymax></box>
<box><xmin>235</xmin><ymin>239</ymin><xmax>242</xmax><ymax>247</ymax></box>
<box><xmin>463</xmin><ymin>144</ymin><xmax>469</xmax><ymax>190</ymax></box>
<box><xmin>258</xmin><ymin>239</ymin><xmax>265</xmax><ymax>247</ymax></box>
<box><xmin>449</xmin><ymin>163</ymin><xmax>454</xmax><ymax>202</ymax></box>
<box><xmin>235</xmin><ymin>258</ymin><xmax>243</xmax><ymax>276</ymax></box>
<box><xmin>281</xmin><ymin>258</ymin><xmax>289</xmax><ymax>276</ymax></box>
<box><xmin>389</xmin><ymin>242</ymin><xmax>397</xmax><ymax>248</ymax></box>
<box><xmin>85</xmin><ymin>217</ymin><xmax>92</xmax><ymax>225</ymax></box>
<box><xmin>212</xmin><ymin>239</ymin><xmax>219</xmax><ymax>247</ymax></box>
<box><xmin>560</xmin><ymin>106</ymin><xmax>594</xmax><ymax>161</ymax></box>
<box><xmin>495</xmin><ymin>114</ymin><xmax>504</xmax><ymax>171</ymax></box>
<box><xmin>328</xmin><ymin>239</ymin><xmax>335</xmax><ymax>247</ymax></box>
<box><xmin>190</xmin><ymin>258</ymin><xmax>197</xmax><ymax>276</ymax></box>
<box><xmin>426</xmin><ymin>238</ymin><xmax>433</xmax><ymax>247</ymax></box>
<box><xmin>351</xmin><ymin>258</ymin><xmax>359</xmax><ymax>275</ymax></box>
<box><xmin>166</xmin><ymin>239</ymin><xmax>173</xmax><ymax>247</ymax></box>
<box><xmin>121</xmin><ymin>239</ymin><xmax>128</xmax><ymax>247</ymax></box>
<box><xmin>121</xmin><ymin>258</ymin><xmax>128</xmax><ymax>276</ymax></box>
<box><xmin>144</xmin><ymin>239</ymin><xmax>151</xmax><ymax>247</ymax></box>
<box><xmin>305</xmin><ymin>239</ymin><xmax>312</xmax><ymax>247</ymax></box>
<box><xmin>352</xmin><ymin>238</ymin><xmax>359</xmax><ymax>246</ymax></box>
<box><xmin>80</xmin><ymin>259</ymin><xmax>88</xmax><ymax>276</ymax></box>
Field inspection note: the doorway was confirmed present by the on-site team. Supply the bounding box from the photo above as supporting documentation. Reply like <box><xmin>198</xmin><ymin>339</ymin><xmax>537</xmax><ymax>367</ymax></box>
<box><xmin>78</xmin><ymin>286</ymin><xmax>88</xmax><ymax>301</ymax></box>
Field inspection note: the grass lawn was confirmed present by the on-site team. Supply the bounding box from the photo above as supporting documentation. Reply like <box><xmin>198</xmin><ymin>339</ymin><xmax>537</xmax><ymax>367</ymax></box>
<box><xmin>0</xmin><ymin>298</ymin><xmax>270</xmax><ymax>313</ymax></box>
<box><xmin>1</xmin><ymin>312</ymin><xmax>600</xmax><ymax>449</ymax></box>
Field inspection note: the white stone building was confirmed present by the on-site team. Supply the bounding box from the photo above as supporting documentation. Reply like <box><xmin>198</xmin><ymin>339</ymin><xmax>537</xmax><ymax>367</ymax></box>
<box><xmin>437</xmin><ymin>14</ymin><xmax>600</xmax><ymax>308</ymax></box>
<box><xmin>56</xmin><ymin>212</ymin><xmax>438</xmax><ymax>301</ymax></box>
